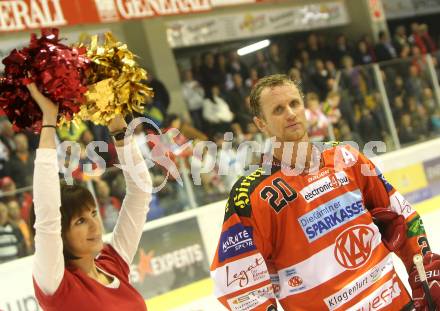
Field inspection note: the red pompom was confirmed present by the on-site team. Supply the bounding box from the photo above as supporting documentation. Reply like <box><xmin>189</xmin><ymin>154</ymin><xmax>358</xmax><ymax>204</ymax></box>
<box><xmin>0</xmin><ymin>28</ymin><xmax>90</xmax><ymax>132</ymax></box>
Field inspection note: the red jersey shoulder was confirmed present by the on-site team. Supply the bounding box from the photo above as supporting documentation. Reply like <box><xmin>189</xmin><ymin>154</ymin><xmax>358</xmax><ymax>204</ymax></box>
<box><xmin>224</xmin><ymin>167</ymin><xmax>274</xmax><ymax>221</ymax></box>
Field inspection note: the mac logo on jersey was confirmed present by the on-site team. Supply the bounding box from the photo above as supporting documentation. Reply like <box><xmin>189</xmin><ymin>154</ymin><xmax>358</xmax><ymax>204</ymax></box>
<box><xmin>334</xmin><ymin>225</ymin><xmax>375</xmax><ymax>270</ymax></box>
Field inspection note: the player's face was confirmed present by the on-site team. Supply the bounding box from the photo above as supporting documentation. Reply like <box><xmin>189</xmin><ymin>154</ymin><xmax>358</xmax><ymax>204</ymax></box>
<box><xmin>253</xmin><ymin>83</ymin><xmax>308</xmax><ymax>143</ymax></box>
<box><xmin>64</xmin><ymin>206</ymin><xmax>103</xmax><ymax>258</ymax></box>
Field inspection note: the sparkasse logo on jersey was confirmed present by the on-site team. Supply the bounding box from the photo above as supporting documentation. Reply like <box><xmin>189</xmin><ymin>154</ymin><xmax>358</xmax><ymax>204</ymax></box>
<box><xmin>300</xmin><ymin>171</ymin><xmax>349</xmax><ymax>203</ymax></box>
<box><xmin>298</xmin><ymin>190</ymin><xmax>366</xmax><ymax>242</ymax></box>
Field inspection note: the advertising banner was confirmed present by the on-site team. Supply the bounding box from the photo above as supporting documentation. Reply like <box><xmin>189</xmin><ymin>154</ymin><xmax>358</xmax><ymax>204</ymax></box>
<box><xmin>166</xmin><ymin>1</ymin><xmax>349</xmax><ymax>48</ymax></box>
<box><xmin>383</xmin><ymin>0</ymin><xmax>440</xmax><ymax>19</ymax></box>
<box><xmin>0</xmin><ymin>0</ymin><xmax>264</xmax><ymax>33</ymax></box>
<box><xmin>129</xmin><ymin>217</ymin><xmax>210</xmax><ymax>298</ymax></box>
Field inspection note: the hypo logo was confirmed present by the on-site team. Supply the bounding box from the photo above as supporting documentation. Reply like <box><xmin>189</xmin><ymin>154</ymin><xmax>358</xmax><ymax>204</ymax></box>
<box><xmin>300</xmin><ymin>171</ymin><xmax>349</xmax><ymax>203</ymax></box>
<box><xmin>334</xmin><ymin>225</ymin><xmax>375</xmax><ymax>270</ymax></box>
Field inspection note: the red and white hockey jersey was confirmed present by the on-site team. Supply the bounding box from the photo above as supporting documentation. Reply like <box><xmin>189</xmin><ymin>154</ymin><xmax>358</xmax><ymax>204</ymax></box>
<box><xmin>211</xmin><ymin>144</ymin><xmax>429</xmax><ymax>311</ymax></box>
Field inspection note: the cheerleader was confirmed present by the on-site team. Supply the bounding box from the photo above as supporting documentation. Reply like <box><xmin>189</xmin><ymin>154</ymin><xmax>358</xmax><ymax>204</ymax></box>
<box><xmin>28</xmin><ymin>83</ymin><xmax>152</xmax><ymax>311</ymax></box>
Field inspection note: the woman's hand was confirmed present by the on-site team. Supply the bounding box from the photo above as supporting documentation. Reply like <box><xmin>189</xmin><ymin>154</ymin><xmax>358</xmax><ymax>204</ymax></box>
<box><xmin>107</xmin><ymin>114</ymin><xmax>127</xmax><ymax>133</ymax></box>
<box><xmin>26</xmin><ymin>83</ymin><xmax>58</xmax><ymax>125</ymax></box>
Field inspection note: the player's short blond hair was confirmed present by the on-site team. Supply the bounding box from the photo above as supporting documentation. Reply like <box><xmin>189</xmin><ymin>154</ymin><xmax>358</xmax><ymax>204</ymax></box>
<box><xmin>250</xmin><ymin>74</ymin><xmax>302</xmax><ymax>118</ymax></box>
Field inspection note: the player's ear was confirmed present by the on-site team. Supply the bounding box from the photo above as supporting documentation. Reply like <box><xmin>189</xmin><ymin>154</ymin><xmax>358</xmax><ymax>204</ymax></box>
<box><xmin>253</xmin><ymin>116</ymin><xmax>267</xmax><ymax>135</ymax></box>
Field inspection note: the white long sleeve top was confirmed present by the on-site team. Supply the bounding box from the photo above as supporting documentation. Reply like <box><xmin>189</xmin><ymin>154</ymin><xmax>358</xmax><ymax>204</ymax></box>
<box><xmin>32</xmin><ymin>139</ymin><xmax>152</xmax><ymax>295</ymax></box>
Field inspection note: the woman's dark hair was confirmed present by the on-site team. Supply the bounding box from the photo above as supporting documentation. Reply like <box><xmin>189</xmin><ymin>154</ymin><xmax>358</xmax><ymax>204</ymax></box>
<box><xmin>30</xmin><ymin>183</ymin><xmax>96</xmax><ymax>263</ymax></box>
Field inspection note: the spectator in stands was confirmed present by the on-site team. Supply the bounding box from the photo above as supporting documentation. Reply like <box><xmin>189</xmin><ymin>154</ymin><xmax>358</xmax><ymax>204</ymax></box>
<box><xmin>307</xmin><ymin>33</ymin><xmax>325</xmax><ymax>60</ymax></box>
<box><xmin>333</xmin><ymin>34</ymin><xmax>352</xmax><ymax>66</ymax></box>
<box><xmin>6</xmin><ymin>133</ymin><xmax>34</xmax><ymax>188</ymax></box>
<box><xmin>337</xmin><ymin>120</ymin><xmax>364</xmax><ymax>148</ymax></box>
<box><xmin>325</xmin><ymin>60</ymin><xmax>337</xmax><ymax>78</ymax></box>
<box><xmin>227</xmin><ymin>51</ymin><xmax>249</xmax><ymax>80</ymax></box>
<box><xmin>323</xmin><ymin>91</ymin><xmax>342</xmax><ymax>125</ymax></box>
<box><xmin>227</xmin><ymin>73</ymin><xmax>252</xmax><ymax>132</ymax></box>
<box><xmin>300</xmin><ymin>50</ymin><xmax>314</xmax><ymax>77</ymax></box>
<box><xmin>288</xmin><ymin>67</ymin><xmax>302</xmax><ymax>86</ymax></box>
<box><xmin>7</xmin><ymin>200</ymin><xmax>32</xmax><ymax>253</ymax></box>
<box><xmin>406</xmin><ymin>65</ymin><xmax>426</xmax><ymax>101</ymax></box>
<box><xmin>408</xmin><ymin>97</ymin><xmax>430</xmax><ymax>139</ymax></box>
<box><xmin>146</xmin><ymin>72</ymin><xmax>171</xmax><ymax>120</ymax></box>
<box><xmin>361</xmin><ymin>34</ymin><xmax>377</xmax><ymax>62</ymax></box>
<box><xmin>202</xmin><ymin>85</ymin><xmax>234</xmax><ymax>137</ymax></box>
<box><xmin>375</xmin><ymin>30</ymin><xmax>397</xmax><ymax>62</ymax></box>
<box><xmin>245</xmin><ymin>68</ymin><xmax>259</xmax><ymax>88</ymax></box>
<box><xmin>389</xmin><ymin>75</ymin><xmax>406</xmax><ymax>101</ymax></box>
<box><xmin>0</xmin><ymin>119</ymin><xmax>16</xmax><ymax>178</ymax></box>
<box><xmin>399</xmin><ymin>44</ymin><xmax>411</xmax><ymax>59</ymax></box>
<box><xmin>422</xmin><ymin>87</ymin><xmax>436</xmax><ymax>113</ymax></box>
<box><xmin>391</xmin><ymin>96</ymin><xmax>405</xmax><ymax>127</ymax></box>
<box><xmin>420</xmin><ymin>23</ymin><xmax>437</xmax><ymax>53</ymax></box>
<box><xmin>215</xmin><ymin>53</ymin><xmax>230</xmax><ymax>91</ymax></box>
<box><xmin>358</xmin><ymin>106</ymin><xmax>383</xmax><ymax>143</ymax></box>
<box><xmin>340</xmin><ymin>55</ymin><xmax>363</xmax><ymax>100</ymax></box>
<box><xmin>254</xmin><ymin>51</ymin><xmax>271</xmax><ymax>78</ymax></box>
<box><xmin>311</xmin><ymin>59</ymin><xmax>331</xmax><ymax>100</ymax></box>
<box><xmin>409</xmin><ymin>23</ymin><xmax>427</xmax><ymax>54</ymax></box>
<box><xmin>267</xmin><ymin>43</ymin><xmax>286</xmax><ymax>74</ymax></box>
<box><xmin>200</xmin><ymin>52</ymin><xmax>223</xmax><ymax>93</ymax></box>
<box><xmin>0</xmin><ymin>201</ymin><xmax>26</xmax><ymax>263</ymax></box>
<box><xmin>87</xmin><ymin>122</ymin><xmax>110</xmax><ymax>145</ymax></box>
<box><xmin>399</xmin><ymin>113</ymin><xmax>420</xmax><ymax>145</ymax></box>
<box><xmin>305</xmin><ymin>93</ymin><xmax>329</xmax><ymax>141</ymax></box>
<box><xmin>95</xmin><ymin>179</ymin><xmax>121</xmax><ymax>232</ymax></box>
<box><xmin>354</xmin><ymin>40</ymin><xmax>374</xmax><ymax>65</ymax></box>
<box><xmin>393</xmin><ymin>25</ymin><xmax>409</xmax><ymax>57</ymax></box>
<box><xmin>181</xmin><ymin>69</ymin><xmax>205</xmax><ymax>131</ymax></box>
<box><xmin>411</xmin><ymin>45</ymin><xmax>429</xmax><ymax>77</ymax></box>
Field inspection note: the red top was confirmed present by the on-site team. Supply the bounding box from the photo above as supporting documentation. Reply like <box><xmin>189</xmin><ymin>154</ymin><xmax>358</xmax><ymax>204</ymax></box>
<box><xmin>33</xmin><ymin>245</ymin><xmax>147</xmax><ymax>311</ymax></box>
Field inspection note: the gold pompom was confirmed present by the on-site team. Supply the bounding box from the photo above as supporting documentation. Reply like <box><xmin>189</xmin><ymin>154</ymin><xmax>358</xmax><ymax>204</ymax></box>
<box><xmin>77</xmin><ymin>33</ymin><xmax>153</xmax><ymax>125</ymax></box>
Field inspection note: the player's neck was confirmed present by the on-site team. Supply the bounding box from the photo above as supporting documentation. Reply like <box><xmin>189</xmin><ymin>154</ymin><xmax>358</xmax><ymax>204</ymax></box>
<box><xmin>272</xmin><ymin>140</ymin><xmax>315</xmax><ymax>172</ymax></box>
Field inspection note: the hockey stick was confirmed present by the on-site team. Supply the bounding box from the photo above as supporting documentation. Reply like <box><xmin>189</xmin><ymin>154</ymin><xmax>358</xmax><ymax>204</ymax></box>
<box><xmin>413</xmin><ymin>254</ymin><xmax>436</xmax><ymax>311</ymax></box>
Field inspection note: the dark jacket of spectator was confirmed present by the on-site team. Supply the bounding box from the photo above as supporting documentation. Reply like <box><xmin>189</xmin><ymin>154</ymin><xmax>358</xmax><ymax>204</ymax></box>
<box><xmin>375</xmin><ymin>31</ymin><xmax>397</xmax><ymax>62</ymax></box>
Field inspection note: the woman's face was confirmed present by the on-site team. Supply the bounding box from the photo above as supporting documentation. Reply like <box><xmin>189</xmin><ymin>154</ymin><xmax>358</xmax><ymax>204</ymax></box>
<box><xmin>64</xmin><ymin>206</ymin><xmax>103</xmax><ymax>258</ymax></box>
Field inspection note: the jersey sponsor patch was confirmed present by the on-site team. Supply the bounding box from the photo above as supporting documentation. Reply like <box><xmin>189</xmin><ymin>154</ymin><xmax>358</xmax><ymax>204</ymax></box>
<box><xmin>334</xmin><ymin>225</ymin><xmax>375</xmax><ymax>270</ymax></box>
<box><xmin>298</xmin><ymin>190</ymin><xmax>366</xmax><ymax>242</ymax></box>
<box><xmin>324</xmin><ymin>255</ymin><xmax>394</xmax><ymax>310</ymax></box>
<box><xmin>300</xmin><ymin>171</ymin><xmax>349</xmax><ymax>203</ymax></box>
<box><xmin>347</xmin><ymin>276</ymin><xmax>401</xmax><ymax>311</ymax></box>
<box><xmin>407</xmin><ymin>215</ymin><xmax>425</xmax><ymax>237</ymax></box>
<box><xmin>226</xmin><ymin>284</ymin><xmax>274</xmax><ymax>311</ymax></box>
<box><xmin>212</xmin><ymin>254</ymin><xmax>270</xmax><ymax>296</ymax></box>
<box><xmin>219</xmin><ymin>223</ymin><xmax>256</xmax><ymax>262</ymax></box>
<box><xmin>225</xmin><ymin>168</ymin><xmax>268</xmax><ymax>220</ymax></box>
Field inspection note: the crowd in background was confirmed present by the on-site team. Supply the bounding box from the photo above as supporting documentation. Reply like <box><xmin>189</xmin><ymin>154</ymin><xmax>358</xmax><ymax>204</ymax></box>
<box><xmin>1</xmin><ymin>21</ymin><xmax>440</xmax><ymax>264</ymax></box>
<box><xmin>180</xmin><ymin>22</ymin><xmax>440</xmax><ymax>148</ymax></box>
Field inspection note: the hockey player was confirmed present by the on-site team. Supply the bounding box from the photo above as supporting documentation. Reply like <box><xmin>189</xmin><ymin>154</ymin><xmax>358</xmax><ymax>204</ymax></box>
<box><xmin>210</xmin><ymin>74</ymin><xmax>440</xmax><ymax>310</ymax></box>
